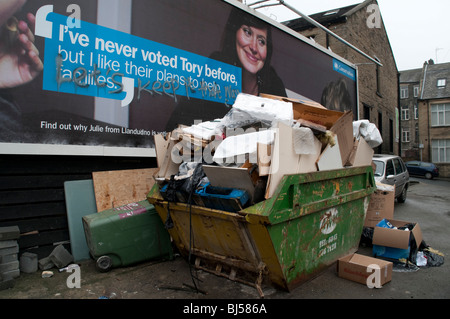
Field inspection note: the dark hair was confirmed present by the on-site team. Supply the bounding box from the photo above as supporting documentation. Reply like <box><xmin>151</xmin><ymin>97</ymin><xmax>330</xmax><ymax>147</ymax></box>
<box><xmin>321</xmin><ymin>78</ymin><xmax>352</xmax><ymax>112</ymax></box>
<box><xmin>219</xmin><ymin>7</ymin><xmax>274</xmax><ymax>78</ymax></box>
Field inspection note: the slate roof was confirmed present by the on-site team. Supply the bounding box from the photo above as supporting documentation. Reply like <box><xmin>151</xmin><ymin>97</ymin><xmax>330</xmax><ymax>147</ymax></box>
<box><xmin>400</xmin><ymin>68</ymin><xmax>422</xmax><ymax>84</ymax></box>
<box><xmin>420</xmin><ymin>62</ymin><xmax>450</xmax><ymax>100</ymax></box>
<box><xmin>282</xmin><ymin>2</ymin><xmax>366</xmax><ymax>31</ymax></box>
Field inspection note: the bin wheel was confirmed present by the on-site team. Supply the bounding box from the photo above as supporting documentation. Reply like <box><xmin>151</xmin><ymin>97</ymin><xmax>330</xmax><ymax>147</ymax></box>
<box><xmin>96</xmin><ymin>255</ymin><xmax>112</xmax><ymax>272</ymax></box>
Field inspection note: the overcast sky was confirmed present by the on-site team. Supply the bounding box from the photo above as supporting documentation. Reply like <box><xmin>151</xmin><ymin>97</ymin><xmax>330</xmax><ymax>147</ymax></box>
<box><xmin>247</xmin><ymin>0</ymin><xmax>450</xmax><ymax>71</ymax></box>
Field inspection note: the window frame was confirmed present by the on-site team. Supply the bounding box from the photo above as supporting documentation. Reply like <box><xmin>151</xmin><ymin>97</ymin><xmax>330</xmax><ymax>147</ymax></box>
<box><xmin>432</xmin><ymin>139</ymin><xmax>450</xmax><ymax>163</ymax></box>
<box><xmin>401</xmin><ymin>105</ymin><xmax>410</xmax><ymax>121</ymax></box>
<box><xmin>431</xmin><ymin>103</ymin><xmax>450</xmax><ymax>127</ymax></box>
<box><xmin>402</xmin><ymin>129</ymin><xmax>410</xmax><ymax>143</ymax></box>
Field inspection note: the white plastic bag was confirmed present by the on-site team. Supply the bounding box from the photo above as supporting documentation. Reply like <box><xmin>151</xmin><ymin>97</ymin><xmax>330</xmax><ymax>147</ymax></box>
<box><xmin>353</xmin><ymin>120</ymin><xmax>383</xmax><ymax>148</ymax></box>
<box><xmin>416</xmin><ymin>251</ymin><xmax>427</xmax><ymax>267</ymax></box>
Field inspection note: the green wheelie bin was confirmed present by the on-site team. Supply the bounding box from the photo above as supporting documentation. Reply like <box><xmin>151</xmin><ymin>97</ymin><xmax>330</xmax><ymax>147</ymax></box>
<box><xmin>148</xmin><ymin>166</ymin><xmax>375</xmax><ymax>295</ymax></box>
<box><xmin>82</xmin><ymin>200</ymin><xmax>173</xmax><ymax>272</ymax></box>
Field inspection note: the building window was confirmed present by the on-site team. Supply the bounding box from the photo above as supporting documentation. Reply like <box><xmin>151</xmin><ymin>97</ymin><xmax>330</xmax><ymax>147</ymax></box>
<box><xmin>414</xmin><ymin>104</ymin><xmax>419</xmax><ymax>119</ymax></box>
<box><xmin>400</xmin><ymin>87</ymin><xmax>408</xmax><ymax>99</ymax></box>
<box><xmin>402</xmin><ymin>129</ymin><xmax>410</xmax><ymax>142</ymax></box>
<box><xmin>376</xmin><ymin>65</ymin><xmax>381</xmax><ymax>95</ymax></box>
<box><xmin>401</xmin><ymin>105</ymin><xmax>409</xmax><ymax>120</ymax></box>
<box><xmin>363</xmin><ymin>104</ymin><xmax>371</xmax><ymax>120</ymax></box>
<box><xmin>413</xmin><ymin>86</ymin><xmax>419</xmax><ymax>97</ymax></box>
<box><xmin>431</xmin><ymin>103</ymin><xmax>450</xmax><ymax>126</ymax></box>
<box><xmin>415</xmin><ymin>123</ymin><xmax>419</xmax><ymax>143</ymax></box>
<box><xmin>432</xmin><ymin>139</ymin><xmax>450</xmax><ymax>163</ymax></box>
<box><xmin>437</xmin><ymin>79</ymin><xmax>446</xmax><ymax>88</ymax></box>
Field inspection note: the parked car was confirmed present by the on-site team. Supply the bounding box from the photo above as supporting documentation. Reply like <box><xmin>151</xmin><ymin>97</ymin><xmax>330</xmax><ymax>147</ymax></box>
<box><xmin>405</xmin><ymin>161</ymin><xmax>439</xmax><ymax>179</ymax></box>
<box><xmin>372</xmin><ymin>154</ymin><xmax>410</xmax><ymax>203</ymax></box>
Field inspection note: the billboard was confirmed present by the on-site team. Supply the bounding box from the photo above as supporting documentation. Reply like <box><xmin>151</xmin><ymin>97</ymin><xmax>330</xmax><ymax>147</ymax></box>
<box><xmin>0</xmin><ymin>0</ymin><xmax>357</xmax><ymax>156</ymax></box>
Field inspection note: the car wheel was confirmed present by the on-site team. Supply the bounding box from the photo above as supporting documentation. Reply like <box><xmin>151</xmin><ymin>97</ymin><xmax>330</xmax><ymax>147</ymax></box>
<box><xmin>397</xmin><ymin>187</ymin><xmax>407</xmax><ymax>203</ymax></box>
<box><xmin>425</xmin><ymin>172</ymin><xmax>432</xmax><ymax>179</ymax></box>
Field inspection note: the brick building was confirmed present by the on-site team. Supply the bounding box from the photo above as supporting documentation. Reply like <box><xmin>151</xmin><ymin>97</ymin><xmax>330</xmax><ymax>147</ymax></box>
<box><xmin>417</xmin><ymin>61</ymin><xmax>450</xmax><ymax>177</ymax></box>
<box><xmin>399</xmin><ymin>67</ymin><xmax>422</xmax><ymax>160</ymax></box>
<box><xmin>283</xmin><ymin>0</ymin><xmax>399</xmax><ymax>155</ymax></box>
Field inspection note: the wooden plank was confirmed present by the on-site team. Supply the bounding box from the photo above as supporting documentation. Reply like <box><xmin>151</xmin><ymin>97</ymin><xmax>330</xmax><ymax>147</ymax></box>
<box><xmin>0</xmin><ymin>202</ymin><xmax>66</xmax><ymax>221</ymax></box>
<box><xmin>0</xmin><ymin>175</ymin><xmax>91</xmax><ymax>190</ymax></box>
<box><xmin>92</xmin><ymin>168</ymin><xmax>158</xmax><ymax>212</ymax></box>
<box><xmin>18</xmin><ymin>229</ymin><xmax>70</xmax><ymax>250</ymax></box>
<box><xmin>0</xmin><ymin>216</ymin><xmax>68</xmax><ymax>233</ymax></box>
<box><xmin>0</xmin><ymin>189</ymin><xmax>65</xmax><ymax>205</ymax></box>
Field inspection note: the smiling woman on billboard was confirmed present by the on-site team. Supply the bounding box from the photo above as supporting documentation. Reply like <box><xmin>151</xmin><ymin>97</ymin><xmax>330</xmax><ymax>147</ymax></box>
<box><xmin>165</xmin><ymin>6</ymin><xmax>287</xmax><ymax>131</ymax></box>
<box><xmin>211</xmin><ymin>7</ymin><xmax>286</xmax><ymax>97</ymax></box>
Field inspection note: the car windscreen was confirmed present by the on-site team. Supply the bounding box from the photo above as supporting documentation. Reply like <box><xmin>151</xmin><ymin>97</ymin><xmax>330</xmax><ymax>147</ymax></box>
<box><xmin>373</xmin><ymin>160</ymin><xmax>385</xmax><ymax>177</ymax></box>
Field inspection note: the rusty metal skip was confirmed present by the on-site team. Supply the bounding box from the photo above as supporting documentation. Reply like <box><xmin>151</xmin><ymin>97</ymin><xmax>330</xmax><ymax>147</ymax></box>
<box><xmin>147</xmin><ymin>166</ymin><xmax>375</xmax><ymax>296</ymax></box>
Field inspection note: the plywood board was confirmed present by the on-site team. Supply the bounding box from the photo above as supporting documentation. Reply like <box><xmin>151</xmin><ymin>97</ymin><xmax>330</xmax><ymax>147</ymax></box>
<box><xmin>64</xmin><ymin>179</ymin><xmax>97</xmax><ymax>262</ymax></box>
<box><xmin>92</xmin><ymin>168</ymin><xmax>158</xmax><ymax>212</ymax></box>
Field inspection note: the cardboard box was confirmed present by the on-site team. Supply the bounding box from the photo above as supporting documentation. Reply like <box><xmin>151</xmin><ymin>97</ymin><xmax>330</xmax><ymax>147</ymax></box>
<box><xmin>364</xmin><ymin>183</ymin><xmax>395</xmax><ymax>227</ymax></box>
<box><xmin>338</xmin><ymin>253</ymin><xmax>392</xmax><ymax>286</ymax></box>
<box><xmin>372</xmin><ymin>219</ymin><xmax>423</xmax><ymax>260</ymax></box>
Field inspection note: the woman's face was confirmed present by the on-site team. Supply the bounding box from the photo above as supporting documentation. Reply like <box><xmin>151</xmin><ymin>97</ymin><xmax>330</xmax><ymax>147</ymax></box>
<box><xmin>236</xmin><ymin>25</ymin><xmax>268</xmax><ymax>75</ymax></box>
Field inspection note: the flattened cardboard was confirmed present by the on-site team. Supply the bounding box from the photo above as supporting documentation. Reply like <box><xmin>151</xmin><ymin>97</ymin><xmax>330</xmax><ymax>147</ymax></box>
<box><xmin>154</xmin><ymin>134</ymin><xmax>181</xmax><ymax>181</ymax></box>
<box><xmin>259</xmin><ymin>93</ymin><xmax>326</xmax><ymax>109</ymax></box>
<box><xmin>316</xmin><ymin>135</ymin><xmax>343</xmax><ymax>171</ymax></box>
<box><xmin>372</xmin><ymin>219</ymin><xmax>423</xmax><ymax>250</ymax></box>
<box><xmin>364</xmin><ymin>183</ymin><xmax>395</xmax><ymax>227</ymax></box>
<box><xmin>257</xmin><ymin>142</ymin><xmax>272</xmax><ymax>176</ymax></box>
<box><xmin>329</xmin><ymin>111</ymin><xmax>354</xmax><ymax>167</ymax></box>
<box><xmin>154</xmin><ymin>133</ymin><xmax>169</xmax><ymax>169</ymax></box>
<box><xmin>265</xmin><ymin>122</ymin><xmax>319</xmax><ymax>199</ymax></box>
<box><xmin>203</xmin><ymin>165</ymin><xmax>255</xmax><ymax>201</ymax></box>
<box><xmin>338</xmin><ymin>253</ymin><xmax>392</xmax><ymax>286</ymax></box>
<box><xmin>347</xmin><ymin>137</ymin><xmax>374</xmax><ymax>167</ymax></box>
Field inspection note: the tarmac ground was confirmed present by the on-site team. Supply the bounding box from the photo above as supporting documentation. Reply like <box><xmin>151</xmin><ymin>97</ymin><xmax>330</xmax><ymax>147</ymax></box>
<box><xmin>0</xmin><ymin>177</ymin><xmax>448</xmax><ymax>307</ymax></box>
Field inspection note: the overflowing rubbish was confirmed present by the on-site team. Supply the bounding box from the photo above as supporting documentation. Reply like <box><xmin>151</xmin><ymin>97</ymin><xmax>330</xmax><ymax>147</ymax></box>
<box><xmin>364</xmin><ymin>218</ymin><xmax>444</xmax><ymax>272</ymax></box>
<box><xmin>152</xmin><ymin>93</ymin><xmax>376</xmax><ymax>211</ymax></box>
<box><xmin>148</xmin><ymin>93</ymin><xmax>380</xmax><ymax>295</ymax></box>
<box><xmin>1</xmin><ymin>92</ymin><xmax>444</xmax><ymax>296</ymax></box>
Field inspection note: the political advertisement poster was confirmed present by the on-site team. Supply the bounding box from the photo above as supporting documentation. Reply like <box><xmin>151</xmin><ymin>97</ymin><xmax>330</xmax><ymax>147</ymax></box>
<box><xmin>0</xmin><ymin>0</ymin><xmax>357</xmax><ymax>156</ymax></box>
